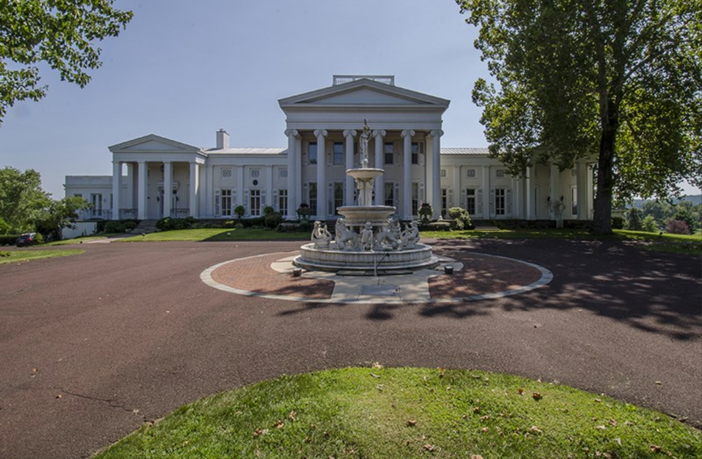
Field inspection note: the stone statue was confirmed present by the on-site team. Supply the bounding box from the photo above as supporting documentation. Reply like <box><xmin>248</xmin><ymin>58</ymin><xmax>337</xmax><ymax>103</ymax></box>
<box><xmin>359</xmin><ymin>119</ymin><xmax>371</xmax><ymax>168</ymax></box>
<box><xmin>360</xmin><ymin>221</ymin><xmax>374</xmax><ymax>251</ymax></box>
<box><xmin>549</xmin><ymin>196</ymin><xmax>566</xmax><ymax>229</ymax></box>
<box><xmin>375</xmin><ymin>218</ymin><xmax>402</xmax><ymax>250</ymax></box>
<box><xmin>311</xmin><ymin>221</ymin><xmax>332</xmax><ymax>248</ymax></box>
<box><xmin>401</xmin><ymin>220</ymin><xmax>420</xmax><ymax>249</ymax></box>
<box><xmin>335</xmin><ymin>218</ymin><xmax>358</xmax><ymax>251</ymax></box>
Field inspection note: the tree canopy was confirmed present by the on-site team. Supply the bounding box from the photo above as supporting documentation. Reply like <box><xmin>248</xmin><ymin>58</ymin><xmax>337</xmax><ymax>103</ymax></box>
<box><xmin>457</xmin><ymin>0</ymin><xmax>702</xmax><ymax>233</ymax></box>
<box><xmin>0</xmin><ymin>0</ymin><xmax>132</xmax><ymax>124</ymax></box>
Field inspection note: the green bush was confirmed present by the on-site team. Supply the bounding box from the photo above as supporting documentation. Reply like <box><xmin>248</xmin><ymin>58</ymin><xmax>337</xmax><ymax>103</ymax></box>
<box><xmin>0</xmin><ymin>235</ymin><xmax>20</xmax><ymax>246</ymax></box>
<box><xmin>264</xmin><ymin>212</ymin><xmax>283</xmax><ymax>229</ymax></box>
<box><xmin>448</xmin><ymin>207</ymin><xmax>472</xmax><ymax>230</ymax></box>
<box><xmin>223</xmin><ymin>220</ymin><xmax>236</xmax><ymax>228</ymax></box>
<box><xmin>0</xmin><ymin>251</ymin><xmax>10</xmax><ymax>257</ymax></box>
<box><xmin>104</xmin><ymin>220</ymin><xmax>138</xmax><ymax>233</ymax></box>
<box><xmin>34</xmin><ymin>233</ymin><xmax>44</xmax><ymax>244</ymax></box>
<box><xmin>611</xmin><ymin>217</ymin><xmax>624</xmax><ymax>229</ymax></box>
<box><xmin>420</xmin><ymin>221</ymin><xmax>452</xmax><ymax>232</ymax></box>
<box><xmin>156</xmin><ymin>217</ymin><xmax>197</xmax><ymax>231</ymax></box>
<box><xmin>234</xmin><ymin>205</ymin><xmax>245</xmax><ymax>219</ymax></box>
<box><xmin>641</xmin><ymin>215</ymin><xmax>659</xmax><ymax>233</ymax></box>
<box><xmin>625</xmin><ymin>208</ymin><xmax>642</xmax><ymax>231</ymax></box>
<box><xmin>418</xmin><ymin>202</ymin><xmax>433</xmax><ymax>223</ymax></box>
<box><xmin>0</xmin><ymin>217</ymin><xmax>10</xmax><ymax>235</ymax></box>
<box><xmin>263</xmin><ymin>205</ymin><xmax>275</xmax><ymax>216</ymax></box>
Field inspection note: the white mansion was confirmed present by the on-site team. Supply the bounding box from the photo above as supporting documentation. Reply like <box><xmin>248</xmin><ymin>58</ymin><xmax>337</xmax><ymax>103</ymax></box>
<box><xmin>65</xmin><ymin>76</ymin><xmax>595</xmax><ymax>223</ymax></box>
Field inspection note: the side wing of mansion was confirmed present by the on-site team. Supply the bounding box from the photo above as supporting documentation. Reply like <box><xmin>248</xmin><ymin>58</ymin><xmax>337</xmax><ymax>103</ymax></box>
<box><xmin>65</xmin><ymin>76</ymin><xmax>595</xmax><ymax>223</ymax></box>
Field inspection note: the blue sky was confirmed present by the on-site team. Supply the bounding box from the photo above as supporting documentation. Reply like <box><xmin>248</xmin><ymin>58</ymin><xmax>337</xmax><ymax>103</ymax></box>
<box><xmin>0</xmin><ymin>0</ymin><xmax>697</xmax><ymax>198</ymax></box>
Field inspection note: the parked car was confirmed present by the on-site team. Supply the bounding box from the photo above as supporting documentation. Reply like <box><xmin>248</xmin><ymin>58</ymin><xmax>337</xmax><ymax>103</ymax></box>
<box><xmin>16</xmin><ymin>233</ymin><xmax>38</xmax><ymax>247</ymax></box>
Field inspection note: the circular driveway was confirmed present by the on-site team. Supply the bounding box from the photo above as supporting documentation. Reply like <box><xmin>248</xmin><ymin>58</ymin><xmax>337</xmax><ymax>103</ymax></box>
<box><xmin>0</xmin><ymin>239</ymin><xmax>700</xmax><ymax>458</ymax></box>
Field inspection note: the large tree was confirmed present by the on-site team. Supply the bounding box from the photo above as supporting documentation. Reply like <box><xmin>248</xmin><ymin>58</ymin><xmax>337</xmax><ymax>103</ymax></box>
<box><xmin>457</xmin><ymin>0</ymin><xmax>702</xmax><ymax>233</ymax></box>
<box><xmin>0</xmin><ymin>0</ymin><xmax>132</xmax><ymax>124</ymax></box>
<box><xmin>0</xmin><ymin>166</ymin><xmax>50</xmax><ymax>232</ymax></box>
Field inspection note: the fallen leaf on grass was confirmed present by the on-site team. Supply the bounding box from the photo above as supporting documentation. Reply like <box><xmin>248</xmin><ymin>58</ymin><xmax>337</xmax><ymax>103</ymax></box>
<box><xmin>370</xmin><ymin>372</ymin><xmax>380</xmax><ymax>378</ymax></box>
<box><xmin>423</xmin><ymin>444</ymin><xmax>435</xmax><ymax>452</ymax></box>
<box><xmin>273</xmin><ymin>420</ymin><xmax>284</xmax><ymax>429</ymax></box>
<box><xmin>55</xmin><ymin>394</ymin><xmax>62</xmax><ymax>399</ymax></box>
<box><xmin>471</xmin><ymin>456</ymin><xmax>484</xmax><ymax>459</ymax></box>
<box><xmin>480</xmin><ymin>415</ymin><xmax>490</xmax><ymax>421</ymax></box>
<box><xmin>253</xmin><ymin>428</ymin><xmax>268</xmax><ymax>437</ymax></box>
<box><xmin>608</xmin><ymin>418</ymin><xmax>617</xmax><ymax>426</ymax></box>
<box><xmin>595</xmin><ymin>425</ymin><xmax>607</xmax><ymax>430</ymax></box>
<box><xmin>532</xmin><ymin>392</ymin><xmax>543</xmax><ymax>401</ymax></box>
<box><xmin>372</xmin><ymin>362</ymin><xmax>383</xmax><ymax>369</ymax></box>
<box><xmin>407</xmin><ymin>420</ymin><xmax>417</xmax><ymax>427</ymax></box>
<box><xmin>650</xmin><ymin>445</ymin><xmax>661</xmax><ymax>452</ymax></box>
<box><xmin>518</xmin><ymin>387</ymin><xmax>524</xmax><ymax>395</ymax></box>
<box><xmin>529</xmin><ymin>426</ymin><xmax>543</xmax><ymax>434</ymax></box>
<box><xmin>289</xmin><ymin>411</ymin><xmax>296</xmax><ymax>421</ymax></box>
<box><xmin>481</xmin><ymin>427</ymin><xmax>489</xmax><ymax>432</ymax></box>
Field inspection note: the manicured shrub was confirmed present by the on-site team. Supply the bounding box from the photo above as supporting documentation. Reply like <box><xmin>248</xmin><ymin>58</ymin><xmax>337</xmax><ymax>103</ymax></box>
<box><xmin>665</xmin><ymin>219</ymin><xmax>690</xmax><ymax>234</ymax></box>
<box><xmin>223</xmin><ymin>220</ymin><xmax>236</xmax><ymax>228</ymax></box>
<box><xmin>448</xmin><ymin>207</ymin><xmax>472</xmax><ymax>230</ymax></box>
<box><xmin>418</xmin><ymin>203</ymin><xmax>433</xmax><ymax>223</ymax></box>
<box><xmin>0</xmin><ymin>251</ymin><xmax>10</xmax><ymax>257</ymax></box>
<box><xmin>421</xmin><ymin>221</ymin><xmax>451</xmax><ymax>231</ymax></box>
<box><xmin>34</xmin><ymin>233</ymin><xmax>44</xmax><ymax>244</ymax></box>
<box><xmin>104</xmin><ymin>220</ymin><xmax>138</xmax><ymax>233</ymax></box>
<box><xmin>264</xmin><ymin>212</ymin><xmax>283</xmax><ymax>229</ymax></box>
<box><xmin>234</xmin><ymin>205</ymin><xmax>245</xmax><ymax>219</ymax></box>
<box><xmin>263</xmin><ymin>205</ymin><xmax>275</xmax><ymax>216</ymax></box>
<box><xmin>156</xmin><ymin>217</ymin><xmax>197</xmax><ymax>231</ymax></box>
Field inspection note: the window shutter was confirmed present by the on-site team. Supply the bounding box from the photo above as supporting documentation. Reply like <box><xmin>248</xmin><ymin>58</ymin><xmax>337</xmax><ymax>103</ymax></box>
<box><xmin>261</xmin><ymin>189</ymin><xmax>267</xmax><ymax>206</ymax></box>
<box><xmin>489</xmin><ymin>189</ymin><xmax>495</xmax><ymax>215</ymax></box>
<box><xmin>477</xmin><ymin>189</ymin><xmax>484</xmax><ymax>215</ymax></box>
<box><xmin>326</xmin><ymin>142</ymin><xmax>333</xmax><ymax>166</ymax></box>
<box><xmin>460</xmin><ymin>189</ymin><xmax>466</xmax><ymax>208</ymax></box>
<box><xmin>419</xmin><ymin>182</ymin><xmax>425</xmax><ymax>203</ymax></box>
<box><xmin>395</xmin><ymin>141</ymin><xmax>402</xmax><ymax>166</ymax></box>
<box><xmin>303</xmin><ymin>183</ymin><xmax>309</xmax><ymax>204</ymax></box>
<box><xmin>506</xmin><ymin>188</ymin><xmax>513</xmax><ymax>215</ymax></box>
<box><xmin>214</xmin><ymin>189</ymin><xmax>221</xmax><ymax>217</ymax></box>
<box><xmin>394</xmin><ymin>183</ymin><xmax>400</xmax><ymax>209</ymax></box>
<box><xmin>302</xmin><ymin>144</ymin><xmax>309</xmax><ymax>166</ymax></box>
<box><xmin>327</xmin><ymin>182</ymin><xmax>333</xmax><ymax>214</ymax></box>
<box><xmin>448</xmin><ymin>189</ymin><xmax>454</xmax><ymax>208</ymax></box>
<box><xmin>244</xmin><ymin>190</ymin><xmax>250</xmax><ymax>215</ymax></box>
<box><xmin>419</xmin><ymin>153</ymin><xmax>425</xmax><ymax>166</ymax></box>
<box><xmin>232</xmin><ymin>190</ymin><xmax>238</xmax><ymax>206</ymax></box>
<box><xmin>273</xmin><ymin>189</ymin><xmax>279</xmax><ymax>211</ymax></box>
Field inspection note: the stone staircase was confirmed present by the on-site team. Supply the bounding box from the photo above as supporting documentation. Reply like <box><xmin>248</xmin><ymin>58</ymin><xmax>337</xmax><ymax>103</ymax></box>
<box><xmin>130</xmin><ymin>219</ymin><xmax>159</xmax><ymax>235</ymax></box>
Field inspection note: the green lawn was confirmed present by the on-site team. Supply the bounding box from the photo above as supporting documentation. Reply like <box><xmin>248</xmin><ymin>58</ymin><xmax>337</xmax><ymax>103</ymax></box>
<box><xmin>46</xmin><ymin>234</ymin><xmax>125</xmax><ymax>246</ymax></box>
<box><xmin>0</xmin><ymin>249</ymin><xmax>84</xmax><ymax>264</ymax></box>
<box><xmin>116</xmin><ymin>228</ymin><xmax>309</xmax><ymax>242</ymax></box>
<box><xmin>95</xmin><ymin>367</ymin><xmax>701</xmax><ymax>459</ymax></box>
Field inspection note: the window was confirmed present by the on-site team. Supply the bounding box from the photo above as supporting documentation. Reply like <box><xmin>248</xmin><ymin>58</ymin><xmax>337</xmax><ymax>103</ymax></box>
<box><xmin>384</xmin><ymin>182</ymin><xmax>395</xmax><ymax>207</ymax></box>
<box><xmin>74</xmin><ymin>193</ymin><xmax>83</xmax><ymax>198</ymax></box>
<box><xmin>279</xmin><ymin>168</ymin><xmax>287</xmax><ymax>178</ymax></box>
<box><xmin>495</xmin><ymin>188</ymin><xmax>506</xmax><ymax>215</ymax></box>
<box><xmin>90</xmin><ymin>193</ymin><xmax>102</xmax><ymax>217</ymax></box>
<box><xmin>309</xmin><ymin>142</ymin><xmax>318</xmax><ymax>165</ymax></box>
<box><xmin>441</xmin><ymin>189</ymin><xmax>448</xmax><ymax>216</ymax></box>
<box><xmin>571</xmin><ymin>187</ymin><xmax>578</xmax><ymax>215</ymax></box>
<box><xmin>278</xmin><ymin>189</ymin><xmax>288</xmax><ymax>216</ymax></box>
<box><xmin>496</xmin><ymin>169</ymin><xmax>505</xmax><ymax>177</ymax></box>
<box><xmin>412</xmin><ymin>182</ymin><xmax>419</xmax><ymax>215</ymax></box>
<box><xmin>466</xmin><ymin>169</ymin><xmax>476</xmax><ymax>178</ymax></box>
<box><xmin>221</xmin><ymin>189</ymin><xmax>232</xmax><ymax>216</ymax></box>
<box><xmin>384</xmin><ymin>142</ymin><xmax>394</xmax><ymax>165</ymax></box>
<box><xmin>308</xmin><ymin>182</ymin><xmax>317</xmax><ymax>214</ymax></box>
<box><xmin>251</xmin><ymin>169</ymin><xmax>260</xmax><ymax>178</ymax></box>
<box><xmin>333</xmin><ymin>142</ymin><xmax>343</xmax><ymax>165</ymax></box>
<box><xmin>333</xmin><ymin>182</ymin><xmax>344</xmax><ymax>214</ymax></box>
<box><xmin>250</xmin><ymin>189</ymin><xmax>261</xmax><ymax>216</ymax></box>
<box><xmin>411</xmin><ymin>142</ymin><xmax>419</xmax><ymax>165</ymax></box>
<box><xmin>466</xmin><ymin>189</ymin><xmax>476</xmax><ymax>215</ymax></box>
<box><xmin>222</xmin><ymin>169</ymin><xmax>232</xmax><ymax>178</ymax></box>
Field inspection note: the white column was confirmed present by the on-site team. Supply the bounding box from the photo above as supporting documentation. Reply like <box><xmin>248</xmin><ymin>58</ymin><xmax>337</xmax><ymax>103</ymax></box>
<box><xmin>314</xmin><ymin>129</ymin><xmax>328</xmax><ymax>219</ymax></box>
<box><xmin>482</xmin><ymin>165</ymin><xmax>490</xmax><ymax>218</ymax></box>
<box><xmin>189</xmin><ymin>162</ymin><xmax>199</xmax><ymax>217</ymax></box>
<box><xmin>576</xmin><ymin>160</ymin><xmax>588</xmax><ymax>220</ymax></box>
<box><xmin>453</xmin><ymin>165</ymin><xmax>461</xmax><ymax>210</ymax></box>
<box><xmin>236</xmin><ymin>166</ymin><xmax>245</xmax><ymax>208</ymax></box>
<box><xmin>343</xmin><ymin>129</ymin><xmax>357</xmax><ymax>206</ymax></box>
<box><xmin>550</xmin><ymin>163</ymin><xmax>560</xmax><ymax>219</ymax></box>
<box><xmin>295</xmin><ymin>136</ymin><xmax>302</xmax><ymax>213</ymax></box>
<box><xmin>163</xmin><ymin>161</ymin><xmax>172</xmax><ymax>218</ymax></box>
<box><xmin>401</xmin><ymin>129</ymin><xmax>415</xmax><ymax>219</ymax></box>
<box><xmin>373</xmin><ymin>129</ymin><xmax>386</xmax><ymax>205</ymax></box>
<box><xmin>126</xmin><ymin>163</ymin><xmax>134</xmax><ymax>210</ymax></box>
<box><xmin>206</xmin><ymin>164</ymin><xmax>214</xmax><ymax>217</ymax></box>
<box><xmin>430</xmin><ymin>130</ymin><xmax>443</xmax><ymax>219</ymax></box>
<box><xmin>525</xmin><ymin>166</ymin><xmax>533</xmax><ymax>220</ymax></box>
<box><xmin>111</xmin><ymin>161</ymin><xmax>121</xmax><ymax>220</ymax></box>
<box><xmin>285</xmin><ymin>129</ymin><xmax>299</xmax><ymax>219</ymax></box>
<box><xmin>137</xmin><ymin>161</ymin><xmax>147</xmax><ymax>220</ymax></box>
<box><xmin>265</xmin><ymin>165</ymin><xmax>273</xmax><ymax>207</ymax></box>
<box><xmin>512</xmin><ymin>175</ymin><xmax>521</xmax><ymax>218</ymax></box>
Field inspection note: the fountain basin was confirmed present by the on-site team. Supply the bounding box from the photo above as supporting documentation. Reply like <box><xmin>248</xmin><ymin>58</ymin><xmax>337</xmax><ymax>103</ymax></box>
<box><xmin>337</xmin><ymin>206</ymin><xmax>396</xmax><ymax>227</ymax></box>
<box><xmin>346</xmin><ymin>168</ymin><xmax>384</xmax><ymax>180</ymax></box>
<box><xmin>294</xmin><ymin>243</ymin><xmax>439</xmax><ymax>273</ymax></box>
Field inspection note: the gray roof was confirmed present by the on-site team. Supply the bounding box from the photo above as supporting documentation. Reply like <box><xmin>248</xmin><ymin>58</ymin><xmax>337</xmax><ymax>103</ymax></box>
<box><xmin>440</xmin><ymin>147</ymin><xmax>490</xmax><ymax>155</ymax></box>
<box><xmin>206</xmin><ymin>147</ymin><xmax>286</xmax><ymax>154</ymax></box>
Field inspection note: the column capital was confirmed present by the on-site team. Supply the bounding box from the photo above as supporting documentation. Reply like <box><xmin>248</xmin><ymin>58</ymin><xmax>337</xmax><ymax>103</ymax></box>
<box><xmin>430</xmin><ymin>129</ymin><xmax>444</xmax><ymax>137</ymax></box>
<box><xmin>284</xmin><ymin>128</ymin><xmax>299</xmax><ymax>137</ymax></box>
<box><xmin>343</xmin><ymin>129</ymin><xmax>357</xmax><ymax>138</ymax></box>
<box><xmin>372</xmin><ymin>129</ymin><xmax>386</xmax><ymax>138</ymax></box>
<box><xmin>401</xmin><ymin>129</ymin><xmax>415</xmax><ymax>138</ymax></box>
<box><xmin>314</xmin><ymin>129</ymin><xmax>328</xmax><ymax>138</ymax></box>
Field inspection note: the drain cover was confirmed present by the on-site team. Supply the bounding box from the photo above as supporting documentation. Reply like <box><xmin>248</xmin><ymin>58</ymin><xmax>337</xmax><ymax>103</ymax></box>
<box><xmin>361</xmin><ymin>285</ymin><xmax>399</xmax><ymax>297</ymax></box>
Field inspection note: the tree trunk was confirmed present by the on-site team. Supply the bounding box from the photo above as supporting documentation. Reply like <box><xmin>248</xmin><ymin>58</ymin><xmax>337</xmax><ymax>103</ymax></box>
<box><xmin>592</xmin><ymin>122</ymin><xmax>617</xmax><ymax>235</ymax></box>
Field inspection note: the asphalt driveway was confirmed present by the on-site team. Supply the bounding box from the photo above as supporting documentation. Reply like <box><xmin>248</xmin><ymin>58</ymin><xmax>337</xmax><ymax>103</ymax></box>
<box><xmin>0</xmin><ymin>239</ymin><xmax>700</xmax><ymax>458</ymax></box>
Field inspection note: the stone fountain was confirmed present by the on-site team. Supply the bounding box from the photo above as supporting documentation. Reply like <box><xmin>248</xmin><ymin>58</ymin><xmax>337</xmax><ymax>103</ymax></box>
<box><xmin>293</xmin><ymin>120</ymin><xmax>438</xmax><ymax>274</ymax></box>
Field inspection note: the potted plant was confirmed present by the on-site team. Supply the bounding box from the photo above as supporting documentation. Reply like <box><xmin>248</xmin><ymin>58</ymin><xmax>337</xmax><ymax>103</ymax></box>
<box><xmin>296</xmin><ymin>203</ymin><xmax>312</xmax><ymax>221</ymax></box>
<box><xmin>418</xmin><ymin>202</ymin><xmax>433</xmax><ymax>223</ymax></box>
<box><xmin>234</xmin><ymin>205</ymin><xmax>245</xmax><ymax>220</ymax></box>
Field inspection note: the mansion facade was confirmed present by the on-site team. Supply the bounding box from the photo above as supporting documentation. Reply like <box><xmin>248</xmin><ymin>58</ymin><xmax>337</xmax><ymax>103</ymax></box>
<box><xmin>65</xmin><ymin>76</ymin><xmax>595</xmax><ymax>223</ymax></box>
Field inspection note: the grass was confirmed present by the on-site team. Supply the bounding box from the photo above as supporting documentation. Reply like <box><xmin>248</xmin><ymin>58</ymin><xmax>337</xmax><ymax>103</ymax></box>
<box><xmin>422</xmin><ymin>228</ymin><xmax>702</xmax><ymax>256</ymax></box>
<box><xmin>46</xmin><ymin>234</ymin><xmax>125</xmax><ymax>246</ymax></box>
<box><xmin>116</xmin><ymin>228</ymin><xmax>309</xmax><ymax>242</ymax></box>
<box><xmin>0</xmin><ymin>248</ymin><xmax>83</xmax><ymax>264</ymax></box>
<box><xmin>95</xmin><ymin>367</ymin><xmax>701</xmax><ymax>459</ymax></box>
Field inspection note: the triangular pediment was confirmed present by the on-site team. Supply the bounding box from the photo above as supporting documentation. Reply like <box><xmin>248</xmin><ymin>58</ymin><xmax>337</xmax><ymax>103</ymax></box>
<box><xmin>279</xmin><ymin>78</ymin><xmax>449</xmax><ymax>108</ymax></box>
<box><xmin>109</xmin><ymin>134</ymin><xmax>200</xmax><ymax>153</ymax></box>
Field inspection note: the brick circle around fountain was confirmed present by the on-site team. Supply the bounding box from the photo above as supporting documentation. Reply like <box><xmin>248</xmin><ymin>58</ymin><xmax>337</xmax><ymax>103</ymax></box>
<box><xmin>201</xmin><ymin>250</ymin><xmax>552</xmax><ymax>303</ymax></box>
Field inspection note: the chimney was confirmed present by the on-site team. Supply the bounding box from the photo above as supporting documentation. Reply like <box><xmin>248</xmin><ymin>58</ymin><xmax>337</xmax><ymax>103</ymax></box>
<box><xmin>216</xmin><ymin>129</ymin><xmax>229</xmax><ymax>149</ymax></box>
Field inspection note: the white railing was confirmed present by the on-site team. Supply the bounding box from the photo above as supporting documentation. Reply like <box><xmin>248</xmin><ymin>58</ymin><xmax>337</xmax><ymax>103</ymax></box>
<box><xmin>333</xmin><ymin>75</ymin><xmax>395</xmax><ymax>86</ymax></box>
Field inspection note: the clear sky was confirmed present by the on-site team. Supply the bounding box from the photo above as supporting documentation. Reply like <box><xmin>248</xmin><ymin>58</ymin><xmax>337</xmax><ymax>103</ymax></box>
<box><xmin>0</xmin><ymin>0</ymin><xmax>698</xmax><ymax>198</ymax></box>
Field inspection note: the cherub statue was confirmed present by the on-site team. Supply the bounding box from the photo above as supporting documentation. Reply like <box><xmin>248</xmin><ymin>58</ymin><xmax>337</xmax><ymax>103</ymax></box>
<box><xmin>311</xmin><ymin>220</ymin><xmax>332</xmax><ymax>248</ymax></box>
<box><xmin>335</xmin><ymin>218</ymin><xmax>358</xmax><ymax>251</ymax></box>
<box><xmin>360</xmin><ymin>221</ymin><xmax>374</xmax><ymax>251</ymax></box>
<box><xmin>401</xmin><ymin>220</ymin><xmax>420</xmax><ymax>249</ymax></box>
<box><xmin>548</xmin><ymin>196</ymin><xmax>566</xmax><ymax>229</ymax></box>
